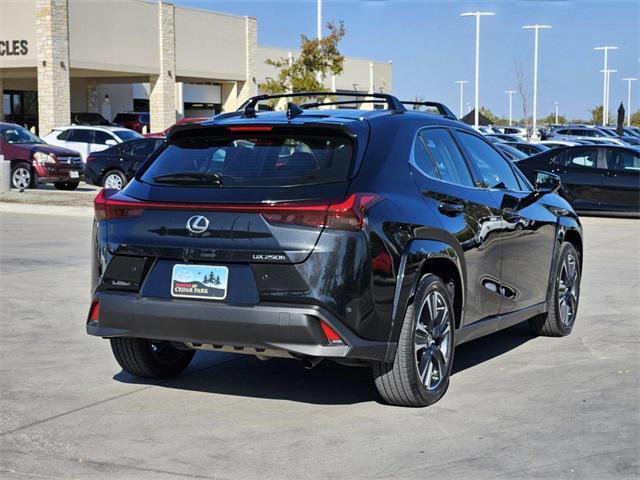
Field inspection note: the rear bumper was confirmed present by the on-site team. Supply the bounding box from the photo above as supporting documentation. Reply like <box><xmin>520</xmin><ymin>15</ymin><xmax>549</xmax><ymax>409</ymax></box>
<box><xmin>87</xmin><ymin>291</ymin><xmax>391</xmax><ymax>361</ymax></box>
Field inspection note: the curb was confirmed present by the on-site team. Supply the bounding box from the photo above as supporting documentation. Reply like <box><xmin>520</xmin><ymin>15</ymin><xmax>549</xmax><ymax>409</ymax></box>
<box><xmin>0</xmin><ymin>202</ymin><xmax>93</xmax><ymax>218</ymax></box>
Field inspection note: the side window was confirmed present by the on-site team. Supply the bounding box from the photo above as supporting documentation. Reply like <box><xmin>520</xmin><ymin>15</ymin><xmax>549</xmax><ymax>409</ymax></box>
<box><xmin>57</xmin><ymin>130</ymin><xmax>71</xmax><ymax>140</ymax></box>
<box><xmin>67</xmin><ymin>129</ymin><xmax>94</xmax><ymax>143</ymax></box>
<box><xmin>412</xmin><ymin>134</ymin><xmax>438</xmax><ymax>178</ymax></box>
<box><xmin>456</xmin><ymin>131</ymin><xmax>523</xmax><ymax>191</ymax></box>
<box><xmin>567</xmin><ymin>149</ymin><xmax>597</xmax><ymax>168</ymax></box>
<box><xmin>551</xmin><ymin>151</ymin><xmax>567</xmax><ymax>166</ymax></box>
<box><xmin>130</xmin><ymin>140</ymin><xmax>157</xmax><ymax>157</ymax></box>
<box><xmin>94</xmin><ymin>131</ymin><xmax>114</xmax><ymax>145</ymax></box>
<box><xmin>418</xmin><ymin>128</ymin><xmax>474</xmax><ymax>187</ymax></box>
<box><xmin>606</xmin><ymin>148</ymin><xmax>640</xmax><ymax>171</ymax></box>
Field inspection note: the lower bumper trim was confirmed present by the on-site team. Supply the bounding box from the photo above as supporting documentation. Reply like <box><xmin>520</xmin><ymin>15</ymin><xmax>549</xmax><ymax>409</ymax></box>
<box><xmin>87</xmin><ymin>291</ymin><xmax>391</xmax><ymax>361</ymax></box>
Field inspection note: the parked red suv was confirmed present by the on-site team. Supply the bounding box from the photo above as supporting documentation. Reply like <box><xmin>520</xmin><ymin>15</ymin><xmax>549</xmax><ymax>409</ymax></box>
<box><xmin>113</xmin><ymin>112</ymin><xmax>150</xmax><ymax>133</ymax></box>
<box><xmin>0</xmin><ymin>122</ymin><xmax>84</xmax><ymax>190</ymax></box>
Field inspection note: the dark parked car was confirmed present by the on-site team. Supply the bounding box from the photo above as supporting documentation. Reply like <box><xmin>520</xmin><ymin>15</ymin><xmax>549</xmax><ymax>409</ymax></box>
<box><xmin>517</xmin><ymin>145</ymin><xmax>640</xmax><ymax>215</ymax></box>
<box><xmin>87</xmin><ymin>93</ymin><xmax>583</xmax><ymax>407</ymax></box>
<box><xmin>113</xmin><ymin>112</ymin><xmax>150</xmax><ymax>133</ymax></box>
<box><xmin>71</xmin><ymin>112</ymin><xmax>114</xmax><ymax>126</ymax></box>
<box><xmin>0</xmin><ymin>122</ymin><xmax>83</xmax><ymax>190</ymax></box>
<box><xmin>84</xmin><ymin>137</ymin><xmax>165</xmax><ymax>189</ymax></box>
<box><xmin>495</xmin><ymin>142</ymin><xmax>529</xmax><ymax>161</ymax></box>
<box><xmin>504</xmin><ymin>142</ymin><xmax>550</xmax><ymax>156</ymax></box>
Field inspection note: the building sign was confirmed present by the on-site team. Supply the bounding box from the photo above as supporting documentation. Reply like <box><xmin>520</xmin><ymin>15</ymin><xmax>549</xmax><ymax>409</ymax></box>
<box><xmin>0</xmin><ymin>40</ymin><xmax>29</xmax><ymax>56</ymax></box>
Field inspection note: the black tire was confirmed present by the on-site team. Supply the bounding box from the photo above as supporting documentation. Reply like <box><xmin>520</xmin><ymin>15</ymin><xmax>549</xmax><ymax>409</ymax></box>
<box><xmin>529</xmin><ymin>242</ymin><xmax>581</xmax><ymax>337</ymax></box>
<box><xmin>372</xmin><ymin>274</ymin><xmax>455</xmax><ymax>407</ymax></box>
<box><xmin>102</xmin><ymin>169</ymin><xmax>128</xmax><ymax>190</ymax></box>
<box><xmin>11</xmin><ymin>162</ymin><xmax>35</xmax><ymax>189</ymax></box>
<box><xmin>53</xmin><ymin>181</ymin><xmax>80</xmax><ymax>191</ymax></box>
<box><xmin>110</xmin><ymin>337</ymin><xmax>195</xmax><ymax>379</ymax></box>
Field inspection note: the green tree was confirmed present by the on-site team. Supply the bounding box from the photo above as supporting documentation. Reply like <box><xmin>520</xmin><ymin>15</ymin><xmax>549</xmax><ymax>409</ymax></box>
<box><xmin>540</xmin><ymin>112</ymin><xmax>567</xmax><ymax>125</ymax></box>
<box><xmin>590</xmin><ymin>105</ymin><xmax>604</xmax><ymax>125</ymax></box>
<box><xmin>259</xmin><ymin>22</ymin><xmax>346</xmax><ymax>103</ymax></box>
<box><xmin>479</xmin><ymin>107</ymin><xmax>507</xmax><ymax>125</ymax></box>
<box><xmin>630</xmin><ymin>110</ymin><xmax>640</xmax><ymax>126</ymax></box>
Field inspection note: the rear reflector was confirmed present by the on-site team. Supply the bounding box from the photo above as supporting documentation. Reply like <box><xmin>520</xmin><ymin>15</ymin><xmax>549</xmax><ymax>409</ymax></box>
<box><xmin>94</xmin><ymin>190</ymin><xmax>380</xmax><ymax>231</ymax></box>
<box><xmin>88</xmin><ymin>299</ymin><xmax>99</xmax><ymax>323</ymax></box>
<box><xmin>319</xmin><ymin>320</ymin><xmax>344</xmax><ymax>345</ymax></box>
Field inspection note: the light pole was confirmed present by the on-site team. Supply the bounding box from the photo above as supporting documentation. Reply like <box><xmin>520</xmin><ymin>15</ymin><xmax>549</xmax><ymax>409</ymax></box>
<box><xmin>522</xmin><ymin>24</ymin><xmax>551</xmax><ymax>140</ymax></box>
<box><xmin>317</xmin><ymin>0</ymin><xmax>323</xmax><ymax>85</ymax></box>
<box><xmin>461</xmin><ymin>11</ymin><xmax>495</xmax><ymax>129</ymax></box>
<box><xmin>554</xmin><ymin>102</ymin><xmax>559</xmax><ymax>124</ymax></box>
<box><xmin>622</xmin><ymin>77</ymin><xmax>638</xmax><ymax>126</ymax></box>
<box><xmin>601</xmin><ymin>69</ymin><xmax>617</xmax><ymax>124</ymax></box>
<box><xmin>594</xmin><ymin>46</ymin><xmax>618</xmax><ymax>124</ymax></box>
<box><xmin>466</xmin><ymin>102</ymin><xmax>471</xmax><ymax>114</ymax></box>
<box><xmin>455</xmin><ymin>80</ymin><xmax>468</xmax><ymax>118</ymax></box>
<box><xmin>505</xmin><ymin>90</ymin><xmax>516</xmax><ymax>126</ymax></box>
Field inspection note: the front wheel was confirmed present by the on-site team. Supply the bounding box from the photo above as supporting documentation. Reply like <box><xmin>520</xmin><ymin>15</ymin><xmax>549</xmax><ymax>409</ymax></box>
<box><xmin>372</xmin><ymin>274</ymin><xmax>455</xmax><ymax>407</ymax></box>
<box><xmin>110</xmin><ymin>337</ymin><xmax>195</xmax><ymax>379</ymax></box>
<box><xmin>529</xmin><ymin>242</ymin><xmax>581</xmax><ymax>337</ymax></box>
<box><xmin>11</xmin><ymin>162</ymin><xmax>34</xmax><ymax>189</ymax></box>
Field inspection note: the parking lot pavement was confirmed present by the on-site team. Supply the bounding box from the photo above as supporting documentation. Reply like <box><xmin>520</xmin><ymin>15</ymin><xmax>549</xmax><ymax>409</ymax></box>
<box><xmin>0</xmin><ymin>212</ymin><xmax>638</xmax><ymax>480</ymax></box>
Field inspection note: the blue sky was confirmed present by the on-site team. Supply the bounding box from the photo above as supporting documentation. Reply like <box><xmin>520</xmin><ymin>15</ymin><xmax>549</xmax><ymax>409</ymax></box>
<box><xmin>174</xmin><ymin>0</ymin><xmax>639</xmax><ymax>119</ymax></box>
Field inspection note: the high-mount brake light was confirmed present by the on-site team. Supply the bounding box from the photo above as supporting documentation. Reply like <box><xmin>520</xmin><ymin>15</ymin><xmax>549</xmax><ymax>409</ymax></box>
<box><xmin>227</xmin><ymin>126</ymin><xmax>273</xmax><ymax>132</ymax></box>
<box><xmin>94</xmin><ymin>190</ymin><xmax>381</xmax><ymax>231</ymax></box>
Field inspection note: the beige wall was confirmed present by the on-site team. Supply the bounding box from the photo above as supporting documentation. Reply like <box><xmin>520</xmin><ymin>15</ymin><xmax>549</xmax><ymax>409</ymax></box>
<box><xmin>68</xmin><ymin>0</ymin><xmax>159</xmax><ymax>74</ymax></box>
<box><xmin>0</xmin><ymin>0</ymin><xmax>37</xmax><ymax>68</ymax></box>
<box><xmin>175</xmin><ymin>8</ymin><xmax>246</xmax><ymax>80</ymax></box>
<box><xmin>256</xmin><ymin>46</ymin><xmax>392</xmax><ymax>94</ymax></box>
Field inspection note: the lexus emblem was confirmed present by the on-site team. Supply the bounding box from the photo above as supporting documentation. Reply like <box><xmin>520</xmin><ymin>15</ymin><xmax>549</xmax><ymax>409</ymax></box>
<box><xmin>186</xmin><ymin>215</ymin><xmax>209</xmax><ymax>234</ymax></box>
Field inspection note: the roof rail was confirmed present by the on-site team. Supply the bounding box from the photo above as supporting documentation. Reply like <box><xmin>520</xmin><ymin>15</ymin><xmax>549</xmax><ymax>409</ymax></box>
<box><xmin>237</xmin><ymin>91</ymin><xmax>406</xmax><ymax>117</ymax></box>
<box><xmin>401</xmin><ymin>101</ymin><xmax>458</xmax><ymax>120</ymax></box>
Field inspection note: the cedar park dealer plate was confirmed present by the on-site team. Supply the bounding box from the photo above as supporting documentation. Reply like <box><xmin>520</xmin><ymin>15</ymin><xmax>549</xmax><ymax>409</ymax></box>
<box><xmin>171</xmin><ymin>264</ymin><xmax>229</xmax><ymax>300</ymax></box>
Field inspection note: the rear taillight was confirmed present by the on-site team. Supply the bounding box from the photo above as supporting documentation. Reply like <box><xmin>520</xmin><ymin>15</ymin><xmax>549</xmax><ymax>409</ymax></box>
<box><xmin>94</xmin><ymin>190</ymin><xmax>380</xmax><ymax>231</ymax></box>
<box><xmin>262</xmin><ymin>193</ymin><xmax>380</xmax><ymax>231</ymax></box>
<box><xmin>86</xmin><ymin>156</ymin><xmax>96</xmax><ymax>163</ymax></box>
<box><xmin>88</xmin><ymin>299</ymin><xmax>99</xmax><ymax>323</ymax></box>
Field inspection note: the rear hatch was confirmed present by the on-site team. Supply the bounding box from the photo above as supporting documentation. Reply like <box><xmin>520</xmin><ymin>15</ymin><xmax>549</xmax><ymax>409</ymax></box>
<box><xmin>99</xmin><ymin>124</ymin><xmax>363</xmax><ymax>265</ymax></box>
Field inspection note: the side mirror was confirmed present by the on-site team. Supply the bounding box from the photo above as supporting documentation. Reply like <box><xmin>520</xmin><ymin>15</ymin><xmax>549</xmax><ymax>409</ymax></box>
<box><xmin>105</xmin><ymin>139</ymin><xmax>117</xmax><ymax>146</ymax></box>
<box><xmin>534</xmin><ymin>170</ymin><xmax>561</xmax><ymax>194</ymax></box>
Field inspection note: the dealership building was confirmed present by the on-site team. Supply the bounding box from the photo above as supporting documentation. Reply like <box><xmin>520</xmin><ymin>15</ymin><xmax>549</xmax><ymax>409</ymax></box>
<box><xmin>0</xmin><ymin>0</ymin><xmax>393</xmax><ymax>135</ymax></box>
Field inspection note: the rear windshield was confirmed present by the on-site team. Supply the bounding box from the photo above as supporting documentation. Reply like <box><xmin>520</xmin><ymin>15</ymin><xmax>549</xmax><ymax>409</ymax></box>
<box><xmin>139</xmin><ymin>132</ymin><xmax>353</xmax><ymax>187</ymax></box>
<box><xmin>115</xmin><ymin>130</ymin><xmax>143</xmax><ymax>141</ymax></box>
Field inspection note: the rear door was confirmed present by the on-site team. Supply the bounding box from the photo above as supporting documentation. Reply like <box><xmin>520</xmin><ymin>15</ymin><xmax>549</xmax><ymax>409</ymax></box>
<box><xmin>555</xmin><ymin>147</ymin><xmax>605</xmax><ymax>210</ymax></box>
<box><xmin>411</xmin><ymin>126</ymin><xmax>503</xmax><ymax>325</ymax></box>
<box><xmin>600</xmin><ymin>147</ymin><xmax>640</xmax><ymax>212</ymax></box>
<box><xmin>453</xmin><ymin>129</ymin><xmax>557</xmax><ymax>314</ymax></box>
<box><xmin>65</xmin><ymin>128</ymin><xmax>93</xmax><ymax>160</ymax></box>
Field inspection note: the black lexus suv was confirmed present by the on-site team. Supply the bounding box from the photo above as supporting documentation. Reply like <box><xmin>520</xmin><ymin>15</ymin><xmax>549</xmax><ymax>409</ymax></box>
<box><xmin>87</xmin><ymin>93</ymin><xmax>583</xmax><ymax>407</ymax></box>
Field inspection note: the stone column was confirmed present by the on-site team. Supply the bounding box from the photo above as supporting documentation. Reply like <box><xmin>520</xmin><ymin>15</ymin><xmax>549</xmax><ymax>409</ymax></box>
<box><xmin>236</xmin><ymin>16</ymin><xmax>258</xmax><ymax>107</ymax></box>
<box><xmin>36</xmin><ymin>0</ymin><xmax>70</xmax><ymax>135</ymax></box>
<box><xmin>86</xmin><ymin>79</ymin><xmax>99</xmax><ymax>113</ymax></box>
<box><xmin>149</xmin><ymin>1</ymin><xmax>176</xmax><ymax>132</ymax></box>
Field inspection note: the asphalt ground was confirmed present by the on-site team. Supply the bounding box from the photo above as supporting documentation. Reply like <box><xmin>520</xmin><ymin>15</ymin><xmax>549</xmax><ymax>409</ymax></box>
<box><xmin>0</xmin><ymin>208</ymin><xmax>638</xmax><ymax>479</ymax></box>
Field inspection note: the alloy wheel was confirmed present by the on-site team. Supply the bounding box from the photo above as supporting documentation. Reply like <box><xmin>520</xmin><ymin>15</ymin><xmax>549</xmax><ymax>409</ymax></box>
<box><xmin>104</xmin><ymin>173</ymin><xmax>124</xmax><ymax>190</ymax></box>
<box><xmin>414</xmin><ymin>290</ymin><xmax>452</xmax><ymax>391</ymax></box>
<box><xmin>558</xmin><ymin>253</ymin><xmax>579</xmax><ymax>327</ymax></box>
<box><xmin>12</xmin><ymin>167</ymin><xmax>31</xmax><ymax>189</ymax></box>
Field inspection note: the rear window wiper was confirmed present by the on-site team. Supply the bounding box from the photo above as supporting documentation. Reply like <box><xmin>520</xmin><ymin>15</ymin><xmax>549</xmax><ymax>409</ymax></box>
<box><xmin>152</xmin><ymin>172</ymin><xmax>223</xmax><ymax>186</ymax></box>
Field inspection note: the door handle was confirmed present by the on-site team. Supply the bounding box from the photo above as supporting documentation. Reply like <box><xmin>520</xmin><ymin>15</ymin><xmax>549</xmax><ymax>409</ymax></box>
<box><xmin>438</xmin><ymin>201</ymin><xmax>464</xmax><ymax>216</ymax></box>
